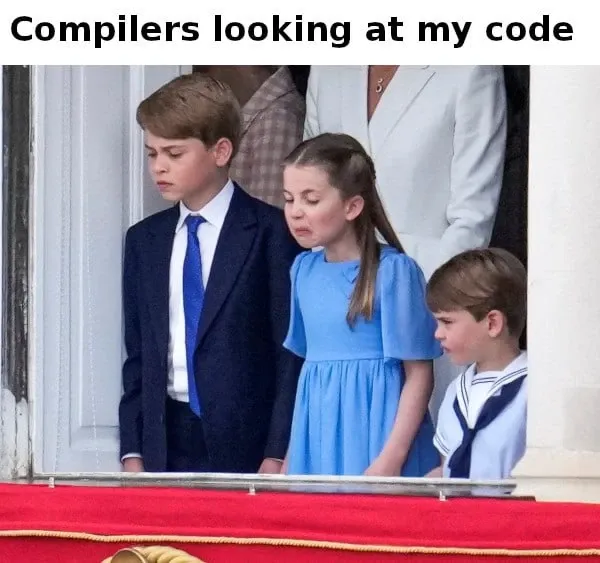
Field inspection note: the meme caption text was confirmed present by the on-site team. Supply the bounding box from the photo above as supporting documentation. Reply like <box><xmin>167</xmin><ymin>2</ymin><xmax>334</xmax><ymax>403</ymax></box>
<box><xmin>9</xmin><ymin>14</ymin><xmax>574</xmax><ymax>49</ymax></box>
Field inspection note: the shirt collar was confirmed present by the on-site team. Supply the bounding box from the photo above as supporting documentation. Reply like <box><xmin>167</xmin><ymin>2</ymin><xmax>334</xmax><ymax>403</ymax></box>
<box><xmin>457</xmin><ymin>351</ymin><xmax>528</xmax><ymax>416</ymax></box>
<box><xmin>471</xmin><ymin>351</ymin><xmax>528</xmax><ymax>385</ymax></box>
<box><xmin>175</xmin><ymin>180</ymin><xmax>235</xmax><ymax>233</ymax></box>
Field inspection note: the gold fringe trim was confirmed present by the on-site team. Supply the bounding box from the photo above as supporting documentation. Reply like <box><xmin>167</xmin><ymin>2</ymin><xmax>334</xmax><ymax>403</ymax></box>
<box><xmin>0</xmin><ymin>529</ymin><xmax>599</xmax><ymax>557</ymax></box>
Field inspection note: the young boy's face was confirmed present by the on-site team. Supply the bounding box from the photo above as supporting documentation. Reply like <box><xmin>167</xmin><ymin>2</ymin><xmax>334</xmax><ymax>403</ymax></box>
<box><xmin>433</xmin><ymin>309</ymin><xmax>491</xmax><ymax>366</ymax></box>
<box><xmin>144</xmin><ymin>131</ymin><xmax>226</xmax><ymax>204</ymax></box>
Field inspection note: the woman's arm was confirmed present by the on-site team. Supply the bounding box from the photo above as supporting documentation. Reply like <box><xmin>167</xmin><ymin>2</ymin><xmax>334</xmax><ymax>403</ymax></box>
<box><xmin>438</xmin><ymin>66</ymin><xmax>507</xmax><ymax>267</ymax></box>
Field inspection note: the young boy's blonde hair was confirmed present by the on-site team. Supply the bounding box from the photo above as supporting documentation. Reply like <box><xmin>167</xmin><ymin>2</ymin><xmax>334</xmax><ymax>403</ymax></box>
<box><xmin>426</xmin><ymin>248</ymin><xmax>527</xmax><ymax>337</ymax></box>
<box><xmin>136</xmin><ymin>73</ymin><xmax>241</xmax><ymax>161</ymax></box>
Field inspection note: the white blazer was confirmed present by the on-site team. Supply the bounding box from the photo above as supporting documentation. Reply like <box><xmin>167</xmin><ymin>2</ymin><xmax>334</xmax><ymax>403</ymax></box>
<box><xmin>304</xmin><ymin>65</ymin><xmax>507</xmax><ymax>279</ymax></box>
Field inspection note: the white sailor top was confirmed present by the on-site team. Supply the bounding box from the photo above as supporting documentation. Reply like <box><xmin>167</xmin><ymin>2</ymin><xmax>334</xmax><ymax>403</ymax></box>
<box><xmin>433</xmin><ymin>352</ymin><xmax>528</xmax><ymax>480</ymax></box>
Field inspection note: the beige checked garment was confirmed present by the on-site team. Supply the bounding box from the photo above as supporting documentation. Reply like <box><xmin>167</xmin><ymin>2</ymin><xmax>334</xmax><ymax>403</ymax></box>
<box><xmin>229</xmin><ymin>67</ymin><xmax>305</xmax><ymax>208</ymax></box>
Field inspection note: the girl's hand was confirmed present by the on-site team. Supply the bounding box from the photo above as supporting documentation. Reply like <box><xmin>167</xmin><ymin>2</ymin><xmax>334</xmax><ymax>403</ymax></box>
<box><xmin>280</xmin><ymin>456</ymin><xmax>289</xmax><ymax>475</ymax></box>
<box><xmin>364</xmin><ymin>454</ymin><xmax>404</xmax><ymax>477</ymax></box>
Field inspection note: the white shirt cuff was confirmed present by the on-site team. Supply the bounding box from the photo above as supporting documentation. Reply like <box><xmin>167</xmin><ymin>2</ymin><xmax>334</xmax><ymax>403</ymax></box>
<box><xmin>121</xmin><ymin>453</ymin><xmax>142</xmax><ymax>462</ymax></box>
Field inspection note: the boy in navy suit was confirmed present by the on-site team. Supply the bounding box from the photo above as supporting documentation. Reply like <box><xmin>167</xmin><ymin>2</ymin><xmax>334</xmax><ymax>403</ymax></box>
<box><xmin>119</xmin><ymin>73</ymin><xmax>302</xmax><ymax>473</ymax></box>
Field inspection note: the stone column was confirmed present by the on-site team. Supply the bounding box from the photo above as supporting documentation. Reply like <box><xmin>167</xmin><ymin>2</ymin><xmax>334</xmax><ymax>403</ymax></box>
<box><xmin>513</xmin><ymin>66</ymin><xmax>600</xmax><ymax>502</ymax></box>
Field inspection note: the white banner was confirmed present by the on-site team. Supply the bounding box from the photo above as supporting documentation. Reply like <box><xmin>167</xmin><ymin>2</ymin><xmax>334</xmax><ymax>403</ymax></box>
<box><xmin>0</xmin><ymin>0</ymin><xmax>594</xmax><ymax>64</ymax></box>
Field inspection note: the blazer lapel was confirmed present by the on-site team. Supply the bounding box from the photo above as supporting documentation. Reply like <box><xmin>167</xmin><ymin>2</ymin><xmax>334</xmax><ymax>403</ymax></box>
<box><xmin>196</xmin><ymin>186</ymin><xmax>257</xmax><ymax>346</ymax></box>
<box><xmin>340</xmin><ymin>66</ymin><xmax>372</xmax><ymax>155</ymax></box>
<box><xmin>144</xmin><ymin>205</ymin><xmax>179</xmax><ymax>359</ymax></box>
<box><xmin>369</xmin><ymin>66</ymin><xmax>435</xmax><ymax>156</ymax></box>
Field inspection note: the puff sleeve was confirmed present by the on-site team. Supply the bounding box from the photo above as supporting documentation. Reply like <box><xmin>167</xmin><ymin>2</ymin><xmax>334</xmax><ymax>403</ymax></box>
<box><xmin>379</xmin><ymin>252</ymin><xmax>442</xmax><ymax>361</ymax></box>
<box><xmin>282</xmin><ymin>251</ymin><xmax>308</xmax><ymax>358</ymax></box>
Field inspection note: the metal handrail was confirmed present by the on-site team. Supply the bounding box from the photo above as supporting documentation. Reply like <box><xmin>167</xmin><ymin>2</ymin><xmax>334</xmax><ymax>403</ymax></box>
<box><xmin>28</xmin><ymin>472</ymin><xmax>520</xmax><ymax>499</ymax></box>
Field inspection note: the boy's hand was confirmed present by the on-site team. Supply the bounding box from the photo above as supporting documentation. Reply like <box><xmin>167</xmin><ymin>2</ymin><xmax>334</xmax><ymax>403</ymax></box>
<box><xmin>258</xmin><ymin>458</ymin><xmax>283</xmax><ymax>474</ymax></box>
<box><xmin>122</xmin><ymin>458</ymin><xmax>145</xmax><ymax>472</ymax></box>
<box><xmin>425</xmin><ymin>466</ymin><xmax>443</xmax><ymax>478</ymax></box>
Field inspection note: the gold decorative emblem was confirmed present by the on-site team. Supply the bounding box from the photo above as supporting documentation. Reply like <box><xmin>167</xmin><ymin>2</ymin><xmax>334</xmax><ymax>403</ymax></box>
<box><xmin>102</xmin><ymin>545</ymin><xmax>206</xmax><ymax>563</ymax></box>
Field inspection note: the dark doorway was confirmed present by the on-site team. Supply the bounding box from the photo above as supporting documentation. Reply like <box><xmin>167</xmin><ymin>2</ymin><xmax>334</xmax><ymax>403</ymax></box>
<box><xmin>2</xmin><ymin>65</ymin><xmax>30</xmax><ymax>406</ymax></box>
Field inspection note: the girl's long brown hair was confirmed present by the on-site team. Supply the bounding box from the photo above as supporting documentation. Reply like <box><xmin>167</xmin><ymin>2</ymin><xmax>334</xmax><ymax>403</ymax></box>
<box><xmin>283</xmin><ymin>133</ymin><xmax>404</xmax><ymax>325</ymax></box>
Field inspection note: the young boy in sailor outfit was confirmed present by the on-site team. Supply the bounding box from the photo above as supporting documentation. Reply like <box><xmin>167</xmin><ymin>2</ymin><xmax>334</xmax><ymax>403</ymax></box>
<box><xmin>425</xmin><ymin>248</ymin><xmax>527</xmax><ymax>480</ymax></box>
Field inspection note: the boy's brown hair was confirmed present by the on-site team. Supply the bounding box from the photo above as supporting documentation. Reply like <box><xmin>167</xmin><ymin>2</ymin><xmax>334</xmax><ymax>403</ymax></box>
<box><xmin>136</xmin><ymin>73</ymin><xmax>241</xmax><ymax>161</ymax></box>
<box><xmin>426</xmin><ymin>248</ymin><xmax>527</xmax><ymax>336</ymax></box>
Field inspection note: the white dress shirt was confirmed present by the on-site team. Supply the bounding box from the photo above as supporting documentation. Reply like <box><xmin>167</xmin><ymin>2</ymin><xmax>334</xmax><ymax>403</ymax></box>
<box><xmin>167</xmin><ymin>180</ymin><xmax>235</xmax><ymax>402</ymax></box>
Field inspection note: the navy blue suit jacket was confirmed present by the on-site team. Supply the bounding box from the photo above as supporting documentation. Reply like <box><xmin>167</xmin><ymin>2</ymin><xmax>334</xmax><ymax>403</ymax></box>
<box><xmin>118</xmin><ymin>186</ymin><xmax>303</xmax><ymax>472</ymax></box>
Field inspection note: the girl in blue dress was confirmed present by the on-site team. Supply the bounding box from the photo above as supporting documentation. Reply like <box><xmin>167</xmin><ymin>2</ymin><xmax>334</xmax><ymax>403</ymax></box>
<box><xmin>281</xmin><ymin>133</ymin><xmax>442</xmax><ymax>477</ymax></box>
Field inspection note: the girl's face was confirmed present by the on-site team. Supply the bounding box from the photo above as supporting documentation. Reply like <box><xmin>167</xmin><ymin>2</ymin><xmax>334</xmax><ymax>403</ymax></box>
<box><xmin>283</xmin><ymin>164</ymin><xmax>363</xmax><ymax>250</ymax></box>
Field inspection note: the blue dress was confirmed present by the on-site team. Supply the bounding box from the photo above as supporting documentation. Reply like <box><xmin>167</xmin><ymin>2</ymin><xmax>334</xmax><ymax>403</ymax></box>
<box><xmin>284</xmin><ymin>246</ymin><xmax>442</xmax><ymax>476</ymax></box>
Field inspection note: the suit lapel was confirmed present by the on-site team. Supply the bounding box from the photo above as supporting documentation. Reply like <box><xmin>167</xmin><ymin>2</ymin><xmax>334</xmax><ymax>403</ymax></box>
<box><xmin>196</xmin><ymin>186</ymin><xmax>257</xmax><ymax>346</ymax></box>
<box><xmin>340</xmin><ymin>66</ymin><xmax>372</xmax><ymax>155</ymax></box>
<box><xmin>369</xmin><ymin>66</ymin><xmax>435</xmax><ymax>156</ymax></box>
<box><xmin>144</xmin><ymin>205</ymin><xmax>179</xmax><ymax>360</ymax></box>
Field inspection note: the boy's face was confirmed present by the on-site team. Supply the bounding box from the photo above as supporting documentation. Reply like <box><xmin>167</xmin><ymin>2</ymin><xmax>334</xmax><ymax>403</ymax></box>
<box><xmin>433</xmin><ymin>309</ymin><xmax>498</xmax><ymax>366</ymax></box>
<box><xmin>144</xmin><ymin>132</ymin><xmax>229</xmax><ymax>204</ymax></box>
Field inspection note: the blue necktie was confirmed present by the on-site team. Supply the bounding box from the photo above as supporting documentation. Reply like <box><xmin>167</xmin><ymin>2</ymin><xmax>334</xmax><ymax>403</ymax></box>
<box><xmin>447</xmin><ymin>375</ymin><xmax>526</xmax><ymax>479</ymax></box>
<box><xmin>183</xmin><ymin>214</ymin><xmax>206</xmax><ymax>416</ymax></box>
